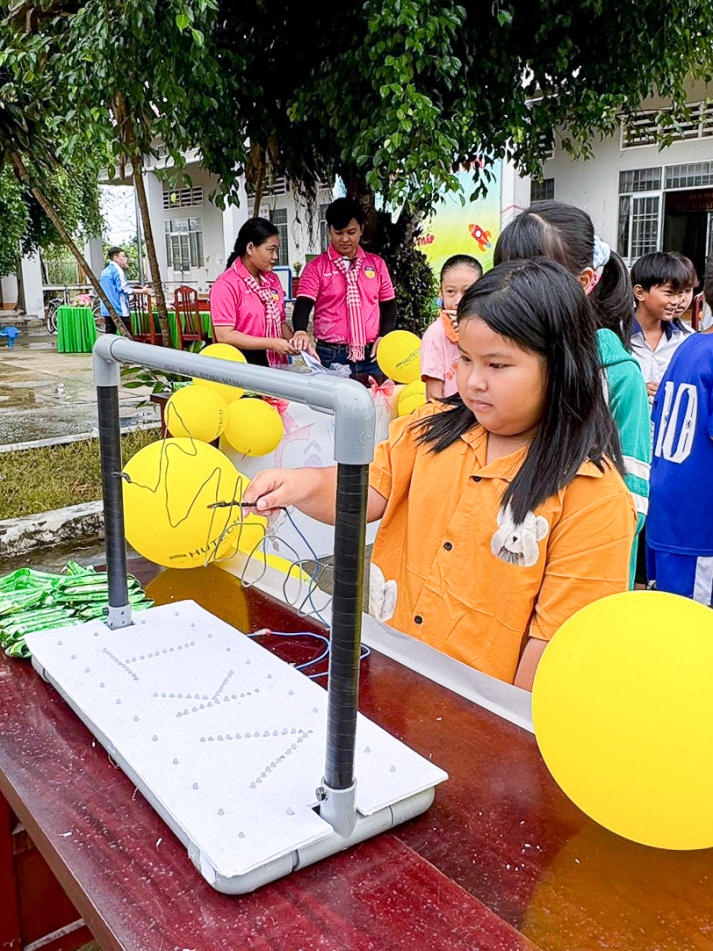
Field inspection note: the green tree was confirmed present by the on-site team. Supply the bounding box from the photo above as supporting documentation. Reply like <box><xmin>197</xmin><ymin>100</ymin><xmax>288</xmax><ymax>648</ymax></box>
<box><xmin>2</xmin><ymin>0</ymin><xmax>222</xmax><ymax>341</ymax></box>
<box><xmin>206</xmin><ymin>0</ymin><xmax>713</xmax><ymax>212</ymax></box>
<box><xmin>196</xmin><ymin>0</ymin><xmax>713</xmax><ymax>327</ymax></box>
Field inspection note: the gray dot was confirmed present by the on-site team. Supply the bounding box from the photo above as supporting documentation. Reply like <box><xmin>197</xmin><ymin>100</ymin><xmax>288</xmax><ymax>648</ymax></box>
<box><xmin>172</xmin><ymin>758</ymin><xmax>179</xmax><ymax>765</ymax></box>
<box><xmin>238</xmin><ymin>831</ymin><xmax>246</xmax><ymax>838</ymax></box>
<box><xmin>115</xmin><ymin>699</ymin><xmax>122</xmax><ymax>705</ymax></box>
<box><xmin>192</xmin><ymin>782</ymin><xmax>199</xmax><ymax>790</ymax></box>
<box><xmin>286</xmin><ymin>807</ymin><xmax>295</xmax><ymax>816</ymax></box>
<box><xmin>152</xmin><ymin>734</ymin><xmax>159</xmax><ymax>742</ymax></box>
<box><xmin>390</xmin><ymin>765</ymin><xmax>396</xmax><ymax>772</ymax></box>
<box><xmin>217</xmin><ymin>808</ymin><xmax>224</xmax><ymax>816</ymax></box>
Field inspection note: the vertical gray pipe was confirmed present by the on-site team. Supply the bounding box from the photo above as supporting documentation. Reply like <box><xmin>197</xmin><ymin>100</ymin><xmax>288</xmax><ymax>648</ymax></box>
<box><xmin>324</xmin><ymin>463</ymin><xmax>368</xmax><ymax>790</ymax></box>
<box><xmin>96</xmin><ymin>385</ymin><xmax>130</xmax><ymax>628</ymax></box>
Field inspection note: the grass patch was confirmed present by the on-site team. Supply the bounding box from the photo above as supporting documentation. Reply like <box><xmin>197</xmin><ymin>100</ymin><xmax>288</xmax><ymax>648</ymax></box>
<box><xmin>0</xmin><ymin>429</ymin><xmax>159</xmax><ymax>519</ymax></box>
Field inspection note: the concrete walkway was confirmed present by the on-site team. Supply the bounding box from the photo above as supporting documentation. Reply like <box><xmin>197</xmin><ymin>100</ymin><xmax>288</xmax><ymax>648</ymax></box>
<box><xmin>0</xmin><ymin>317</ymin><xmax>157</xmax><ymax>448</ymax></box>
<box><xmin>0</xmin><ymin>318</ymin><xmax>158</xmax><ymax>568</ymax></box>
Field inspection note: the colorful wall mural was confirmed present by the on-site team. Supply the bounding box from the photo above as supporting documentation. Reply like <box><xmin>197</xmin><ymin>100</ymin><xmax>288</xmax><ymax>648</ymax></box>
<box><xmin>417</xmin><ymin>162</ymin><xmax>502</xmax><ymax>278</ymax></box>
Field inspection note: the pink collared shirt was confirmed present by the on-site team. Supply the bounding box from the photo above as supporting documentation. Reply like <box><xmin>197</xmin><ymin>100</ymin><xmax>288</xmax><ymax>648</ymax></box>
<box><xmin>210</xmin><ymin>260</ymin><xmax>285</xmax><ymax>336</ymax></box>
<box><xmin>420</xmin><ymin>315</ymin><xmax>460</xmax><ymax>396</ymax></box>
<box><xmin>298</xmin><ymin>245</ymin><xmax>395</xmax><ymax>342</ymax></box>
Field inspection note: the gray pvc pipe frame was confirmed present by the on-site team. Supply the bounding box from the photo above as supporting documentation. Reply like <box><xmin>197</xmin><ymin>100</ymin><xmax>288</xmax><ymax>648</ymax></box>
<box><xmin>93</xmin><ymin>336</ymin><xmax>376</xmax><ymax>835</ymax></box>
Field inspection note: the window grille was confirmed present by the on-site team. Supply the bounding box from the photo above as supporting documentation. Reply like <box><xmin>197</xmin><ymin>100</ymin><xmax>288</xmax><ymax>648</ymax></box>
<box><xmin>665</xmin><ymin>161</ymin><xmax>713</xmax><ymax>190</ymax></box>
<box><xmin>622</xmin><ymin>101</ymin><xmax>713</xmax><ymax>148</ymax></box>
<box><xmin>162</xmin><ymin>186</ymin><xmax>204</xmax><ymax>210</ymax></box>
<box><xmin>530</xmin><ymin>178</ymin><xmax>555</xmax><ymax>202</ymax></box>
<box><xmin>164</xmin><ymin>218</ymin><xmax>204</xmax><ymax>270</ymax></box>
<box><xmin>619</xmin><ymin>168</ymin><xmax>662</xmax><ymax>193</ymax></box>
<box><xmin>269</xmin><ymin>208</ymin><xmax>288</xmax><ymax>266</ymax></box>
<box><xmin>319</xmin><ymin>203</ymin><xmax>330</xmax><ymax>253</ymax></box>
<box><xmin>617</xmin><ymin>195</ymin><xmax>660</xmax><ymax>259</ymax></box>
<box><xmin>246</xmin><ymin>173</ymin><xmax>289</xmax><ymax>198</ymax></box>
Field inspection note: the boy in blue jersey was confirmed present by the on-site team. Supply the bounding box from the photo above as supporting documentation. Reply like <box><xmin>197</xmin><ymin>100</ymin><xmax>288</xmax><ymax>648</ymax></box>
<box><xmin>648</xmin><ymin>333</ymin><xmax>713</xmax><ymax>605</ymax></box>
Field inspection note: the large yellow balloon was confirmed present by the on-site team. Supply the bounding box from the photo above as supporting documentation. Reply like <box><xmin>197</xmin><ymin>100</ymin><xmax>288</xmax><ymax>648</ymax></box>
<box><xmin>193</xmin><ymin>342</ymin><xmax>247</xmax><ymax>403</ymax></box>
<box><xmin>532</xmin><ymin>591</ymin><xmax>713</xmax><ymax>850</ymax></box>
<box><xmin>234</xmin><ymin>512</ymin><xmax>269</xmax><ymax>554</ymax></box>
<box><xmin>397</xmin><ymin>379</ymin><xmax>427</xmax><ymax>416</ymax></box>
<box><xmin>123</xmin><ymin>438</ymin><xmax>247</xmax><ymax>569</ymax></box>
<box><xmin>222</xmin><ymin>398</ymin><xmax>284</xmax><ymax>456</ymax></box>
<box><xmin>377</xmin><ymin>330</ymin><xmax>422</xmax><ymax>383</ymax></box>
<box><xmin>165</xmin><ymin>384</ymin><xmax>227</xmax><ymax>443</ymax></box>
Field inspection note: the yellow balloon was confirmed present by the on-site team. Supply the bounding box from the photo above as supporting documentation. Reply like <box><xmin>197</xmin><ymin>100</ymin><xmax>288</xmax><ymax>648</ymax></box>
<box><xmin>377</xmin><ymin>330</ymin><xmax>422</xmax><ymax>383</ymax></box>
<box><xmin>234</xmin><ymin>512</ymin><xmax>269</xmax><ymax>554</ymax></box>
<box><xmin>165</xmin><ymin>384</ymin><xmax>227</xmax><ymax>443</ymax></box>
<box><xmin>193</xmin><ymin>342</ymin><xmax>247</xmax><ymax>403</ymax></box>
<box><xmin>532</xmin><ymin>591</ymin><xmax>713</xmax><ymax>850</ymax></box>
<box><xmin>397</xmin><ymin>379</ymin><xmax>427</xmax><ymax>416</ymax></box>
<box><xmin>222</xmin><ymin>398</ymin><xmax>284</xmax><ymax>456</ymax></box>
<box><xmin>122</xmin><ymin>437</ymin><xmax>247</xmax><ymax>569</ymax></box>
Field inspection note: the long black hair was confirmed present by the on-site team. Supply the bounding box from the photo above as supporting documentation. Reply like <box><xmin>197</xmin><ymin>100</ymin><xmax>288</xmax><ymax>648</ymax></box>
<box><xmin>494</xmin><ymin>200</ymin><xmax>634</xmax><ymax>348</ymax></box>
<box><xmin>226</xmin><ymin>217</ymin><xmax>279</xmax><ymax>268</ymax></box>
<box><xmin>413</xmin><ymin>258</ymin><xmax>624</xmax><ymax>523</ymax></box>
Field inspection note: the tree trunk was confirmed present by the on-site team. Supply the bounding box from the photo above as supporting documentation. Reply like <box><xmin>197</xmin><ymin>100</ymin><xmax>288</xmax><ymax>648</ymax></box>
<box><xmin>9</xmin><ymin>151</ymin><xmax>129</xmax><ymax>335</ymax></box>
<box><xmin>132</xmin><ymin>158</ymin><xmax>173</xmax><ymax>346</ymax></box>
<box><xmin>111</xmin><ymin>92</ymin><xmax>174</xmax><ymax>347</ymax></box>
<box><xmin>251</xmin><ymin>147</ymin><xmax>267</xmax><ymax>217</ymax></box>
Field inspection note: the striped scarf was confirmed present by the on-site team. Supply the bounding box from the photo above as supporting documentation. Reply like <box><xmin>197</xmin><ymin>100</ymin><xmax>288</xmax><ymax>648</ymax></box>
<box><xmin>238</xmin><ymin>265</ymin><xmax>285</xmax><ymax>367</ymax></box>
<box><xmin>333</xmin><ymin>254</ymin><xmax>366</xmax><ymax>362</ymax></box>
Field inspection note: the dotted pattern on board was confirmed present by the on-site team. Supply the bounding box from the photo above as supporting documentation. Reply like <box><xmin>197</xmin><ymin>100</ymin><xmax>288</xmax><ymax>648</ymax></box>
<box><xmin>29</xmin><ymin>600</ymin><xmax>448</xmax><ymax>882</ymax></box>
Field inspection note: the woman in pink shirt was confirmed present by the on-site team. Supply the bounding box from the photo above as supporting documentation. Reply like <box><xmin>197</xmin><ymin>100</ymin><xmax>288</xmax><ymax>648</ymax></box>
<box><xmin>291</xmin><ymin>198</ymin><xmax>398</xmax><ymax>377</ymax></box>
<box><xmin>210</xmin><ymin>218</ymin><xmax>299</xmax><ymax>367</ymax></box>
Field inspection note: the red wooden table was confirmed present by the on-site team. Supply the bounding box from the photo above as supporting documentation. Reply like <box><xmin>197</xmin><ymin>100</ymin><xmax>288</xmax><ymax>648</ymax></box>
<box><xmin>2</xmin><ymin>564</ymin><xmax>712</xmax><ymax>951</ymax></box>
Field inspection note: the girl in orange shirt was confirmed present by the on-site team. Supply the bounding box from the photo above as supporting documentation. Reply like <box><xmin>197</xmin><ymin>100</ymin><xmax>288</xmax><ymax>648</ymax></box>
<box><xmin>244</xmin><ymin>259</ymin><xmax>635</xmax><ymax>689</ymax></box>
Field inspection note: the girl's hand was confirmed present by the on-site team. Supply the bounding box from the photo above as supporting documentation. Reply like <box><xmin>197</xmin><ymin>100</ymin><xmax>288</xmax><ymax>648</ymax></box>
<box><xmin>243</xmin><ymin>467</ymin><xmax>336</xmax><ymax>522</ymax></box>
<box><xmin>646</xmin><ymin>381</ymin><xmax>659</xmax><ymax>398</ymax></box>
<box><xmin>243</xmin><ymin>469</ymin><xmax>296</xmax><ymax>515</ymax></box>
<box><xmin>369</xmin><ymin>336</ymin><xmax>382</xmax><ymax>360</ymax></box>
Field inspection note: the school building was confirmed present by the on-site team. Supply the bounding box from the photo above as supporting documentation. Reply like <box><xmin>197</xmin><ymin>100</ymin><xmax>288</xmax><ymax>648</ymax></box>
<box><xmin>5</xmin><ymin>79</ymin><xmax>713</xmax><ymax>316</ymax></box>
<box><xmin>534</xmin><ymin>79</ymin><xmax>713</xmax><ymax>280</ymax></box>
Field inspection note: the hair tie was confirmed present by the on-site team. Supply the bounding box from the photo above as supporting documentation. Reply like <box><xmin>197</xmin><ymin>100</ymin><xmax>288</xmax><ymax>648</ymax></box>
<box><xmin>592</xmin><ymin>235</ymin><xmax>611</xmax><ymax>270</ymax></box>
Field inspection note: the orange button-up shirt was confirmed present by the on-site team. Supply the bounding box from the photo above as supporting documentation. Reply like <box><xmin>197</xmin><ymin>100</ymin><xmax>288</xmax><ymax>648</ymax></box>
<box><xmin>369</xmin><ymin>408</ymin><xmax>635</xmax><ymax>683</ymax></box>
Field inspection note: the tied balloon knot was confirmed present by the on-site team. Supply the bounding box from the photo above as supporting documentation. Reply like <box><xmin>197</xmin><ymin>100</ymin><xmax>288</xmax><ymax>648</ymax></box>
<box><xmin>263</xmin><ymin>396</ymin><xmax>290</xmax><ymax>417</ymax></box>
<box><xmin>368</xmin><ymin>376</ymin><xmax>395</xmax><ymax>399</ymax></box>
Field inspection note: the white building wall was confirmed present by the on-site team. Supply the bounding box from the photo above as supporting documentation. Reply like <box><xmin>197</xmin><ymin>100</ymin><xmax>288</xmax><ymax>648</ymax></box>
<box><xmin>537</xmin><ymin>80</ymin><xmax>713</xmax><ymax>261</ymax></box>
<box><xmin>21</xmin><ymin>255</ymin><xmax>44</xmax><ymax>317</ymax></box>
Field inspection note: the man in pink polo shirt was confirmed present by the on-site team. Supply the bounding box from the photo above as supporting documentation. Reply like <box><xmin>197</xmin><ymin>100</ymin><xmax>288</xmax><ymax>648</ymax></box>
<box><xmin>291</xmin><ymin>198</ymin><xmax>398</xmax><ymax>377</ymax></box>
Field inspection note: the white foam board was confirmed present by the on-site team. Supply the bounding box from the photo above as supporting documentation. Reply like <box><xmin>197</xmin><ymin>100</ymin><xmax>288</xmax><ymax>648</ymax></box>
<box><xmin>27</xmin><ymin>601</ymin><xmax>447</xmax><ymax>882</ymax></box>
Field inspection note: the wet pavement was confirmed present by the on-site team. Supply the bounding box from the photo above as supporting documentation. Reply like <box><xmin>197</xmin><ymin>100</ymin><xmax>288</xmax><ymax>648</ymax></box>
<box><xmin>0</xmin><ymin>317</ymin><xmax>158</xmax><ymax>447</ymax></box>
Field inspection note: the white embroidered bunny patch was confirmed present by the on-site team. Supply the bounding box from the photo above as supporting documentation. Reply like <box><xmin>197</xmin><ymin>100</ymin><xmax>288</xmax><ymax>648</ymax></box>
<box><xmin>491</xmin><ymin>503</ymin><xmax>549</xmax><ymax>567</ymax></box>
